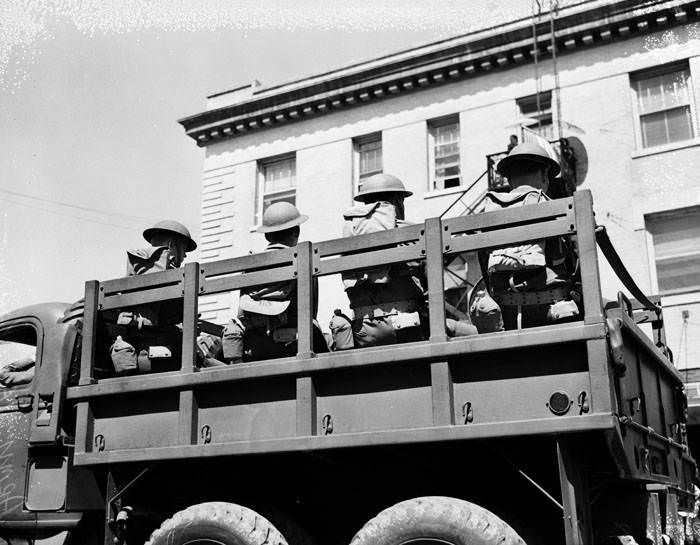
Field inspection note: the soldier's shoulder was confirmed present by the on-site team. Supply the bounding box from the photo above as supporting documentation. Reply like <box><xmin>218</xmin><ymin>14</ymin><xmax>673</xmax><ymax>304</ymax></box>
<box><xmin>127</xmin><ymin>246</ymin><xmax>169</xmax><ymax>259</ymax></box>
<box><xmin>343</xmin><ymin>202</ymin><xmax>381</xmax><ymax>219</ymax></box>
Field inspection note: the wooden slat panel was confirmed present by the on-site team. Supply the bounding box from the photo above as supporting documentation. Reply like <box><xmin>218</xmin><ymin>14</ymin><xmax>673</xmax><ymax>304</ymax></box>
<box><xmin>586</xmin><ymin>339</ymin><xmax>614</xmax><ymax>414</ymax></box>
<box><xmin>574</xmin><ymin>191</ymin><xmax>604</xmax><ymax>325</ymax></box>
<box><xmin>100</xmin><ymin>268</ymin><xmax>183</xmax><ymax>294</ymax></box>
<box><xmin>101</xmin><ymin>285</ymin><xmax>183</xmax><ymax>311</ymax></box>
<box><xmin>296</xmin><ymin>242</ymin><xmax>314</xmax><ymax>358</ymax></box>
<box><xmin>431</xmin><ymin>362</ymin><xmax>454</xmax><ymax>425</ymax></box>
<box><xmin>72</xmin><ymin>414</ymin><xmax>616</xmax><ymax>466</ymax></box>
<box><xmin>446</xmin><ymin>219</ymin><xmax>572</xmax><ymax>255</ymax></box>
<box><xmin>425</xmin><ymin>218</ymin><xmax>447</xmax><ymax>342</ymax></box>
<box><xmin>178</xmin><ymin>390</ymin><xmax>198</xmax><ymax>445</ymax></box>
<box><xmin>204</xmin><ymin>248</ymin><xmax>296</xmax><ymax>277</ymax></box>
<box><xmin>67</xmin><ymin>322</ymin><xmax>606</xmax><ymax>400</ymax></box>
<box><xmin>444</xmin><ymin>197</ymin><xmax>573</xmax><ymax>235</ymax></box>
<box><xmin>203</xmin><ymin>267</ymin><xmax>295</xmax><ymax>295</ymax></box>
<box><xmin>79</xmin><ymin>280</ymin><xmax>99</xmax><ymax>386</ymax></box>
<box><xmin>181</xmin><ymin>262</ymin><xmax>200</xmax><ymax>373</ymax></box>
<box><xmin>317</xmin><ymin>245</ymin><xmax>423</xmax><ymax>276</ymax></box>
<box><xmin>296</xmin><ymin>376</ymin><xmax>316</xmax><ymax>436</ymax></box>
<box><xmin>315</xmin><ymin>223</ymin><xmax>424</xmax><ymax>256</ymax></box>
<box><xmin>74</xmin><ymin>402</ymin><xmax>94</xmax><ymax>455</ymax></box>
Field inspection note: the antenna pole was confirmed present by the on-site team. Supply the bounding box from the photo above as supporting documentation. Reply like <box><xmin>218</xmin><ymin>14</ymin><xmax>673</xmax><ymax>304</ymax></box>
<box><xmin>532</xmin><ymin>0</ymin><xmax>542</xmax><ymax>135</ymax></box>
<box><xmin>550</xmin><ymin>0</ymin><xmax>562</xmax><ymax>140</ymax></box>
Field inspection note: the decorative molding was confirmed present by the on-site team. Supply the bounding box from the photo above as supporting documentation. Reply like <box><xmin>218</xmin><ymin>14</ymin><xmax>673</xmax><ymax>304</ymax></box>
<box><xmin>179</xmin><ymin>0</ymin><xmax>699</xmax><ymax>147</ymax></box>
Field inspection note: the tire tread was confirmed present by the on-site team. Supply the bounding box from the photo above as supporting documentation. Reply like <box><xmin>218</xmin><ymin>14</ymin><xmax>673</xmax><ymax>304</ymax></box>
<box><xmin>146</xmin><ymin>501</ymin><xmax>287</xmax><ymax>545</ymax></box>
<box><xmin>351</xmin><ymin>496</ymin><xmax>525</xmax><ymax>545</ymax></box>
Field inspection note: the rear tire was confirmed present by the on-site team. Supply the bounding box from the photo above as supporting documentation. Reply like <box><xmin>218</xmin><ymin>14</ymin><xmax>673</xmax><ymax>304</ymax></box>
<box><xmin>350</xmin><ymin>496</ymin><xmax>526</xmax><ymax>545</ymax></box>
<box><xmin>146</xmin><ymin>501</ymin><xmax>287</xmax><ymax>545</ymax></box>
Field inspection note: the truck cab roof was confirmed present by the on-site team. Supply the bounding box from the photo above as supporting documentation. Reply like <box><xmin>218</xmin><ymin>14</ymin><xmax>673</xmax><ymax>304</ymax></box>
<box><xmin>0</xmin><ymin>302</ymin><xmax>71</xmax><ymax>326</ymax></box>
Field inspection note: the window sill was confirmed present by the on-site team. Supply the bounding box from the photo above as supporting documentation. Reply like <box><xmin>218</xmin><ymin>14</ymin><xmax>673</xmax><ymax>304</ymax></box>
<box><xmin>631</xmin><ymin>138</ymin><xmax>700</xmax><ymax>159</ymax></box>
<box><xmin>660</xmin><ymin>289</ymin><xmax>700</xmax><ymax>307</ymax></box>
<box><xmin>423</xmin><ymin>185</ymin><xmax>470</xmax><ymax>200</ymax></box>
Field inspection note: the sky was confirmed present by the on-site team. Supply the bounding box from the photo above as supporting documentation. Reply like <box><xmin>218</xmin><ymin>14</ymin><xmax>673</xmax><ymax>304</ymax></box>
<box><xmin>0</xmin><ymin>0</ymin><xmax>575</xmax><ymax>313</ymax></box>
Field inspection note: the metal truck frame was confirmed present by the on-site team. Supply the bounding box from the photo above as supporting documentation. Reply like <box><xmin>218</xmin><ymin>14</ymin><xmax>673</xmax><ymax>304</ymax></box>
<box><xmin>0</xmin><ymin>189</ymin><xmax>695</xmax><ymax>545</ymax></box>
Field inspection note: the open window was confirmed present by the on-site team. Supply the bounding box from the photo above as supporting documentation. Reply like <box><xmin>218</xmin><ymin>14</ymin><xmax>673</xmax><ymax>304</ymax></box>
<box><xmin>0</xmin><ymin>324</ymin><xmax>38</xmax><ymax>391</ymax></box>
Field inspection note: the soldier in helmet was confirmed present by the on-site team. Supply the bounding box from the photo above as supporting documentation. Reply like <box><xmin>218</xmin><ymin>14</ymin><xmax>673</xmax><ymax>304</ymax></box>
<box><xmin>110</xmin><ymin>220</ymin><xmax>200</xmax><ymax>375</ymax></box>
<box><xmin>140</xmin><ymin>220</ymin><xmax>197</xmax><ymax>270</ymax></box>
<box><xmin>222</xmin><ymin>202</ymin><xmax>328</xmax><ymax>362</ymax></box>
<box><xmin>471</xmin><ymin>142</ymin><xmax>580</xmax><ymax>331</ymax></box>
<box><xmin>336</xmin><ymin>173</ymin><xmax>477</xmax><ymax>349</ymax></box>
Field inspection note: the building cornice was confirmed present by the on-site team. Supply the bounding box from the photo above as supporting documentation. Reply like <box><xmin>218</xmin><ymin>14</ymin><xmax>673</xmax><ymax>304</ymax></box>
<box><xmin>179</xmin><ymin>0</ymin><xmax>700</xmax><ymax>147</ymax></box>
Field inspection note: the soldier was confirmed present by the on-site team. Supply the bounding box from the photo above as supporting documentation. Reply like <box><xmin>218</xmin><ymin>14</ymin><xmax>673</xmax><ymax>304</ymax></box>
<box><xmin>472</xmin><ymin>142</ymin><xmax>580</xmax><ymax>331</ymax></box>
<box><xmin>139</xmin><ymin>220</ymin><xmax>197</xmax><ymax>270</ymax></box>
<box><xmin>336</xmin><ymin>173</ymin><xmax>477</xmax><ymax>349</ymax></box>
<box><xmin>110</xmin><ymin>220</ymin><xmax>203</xmax><ymax>375</ymax></box>
<box><xmin>222</xmin><ymin>202</ymin><xmax>328</xmax><ymax>362</ymax></box>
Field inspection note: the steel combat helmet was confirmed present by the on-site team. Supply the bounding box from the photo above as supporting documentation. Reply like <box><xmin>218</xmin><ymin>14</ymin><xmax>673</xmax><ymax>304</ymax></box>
<box><xmin>143</xmin><ymin>220</ymin><xmax>197</xmax><ymax>252</ymax></box>
<box><xmin>354</xmin><ymin>173</ymin><xmax>413</xmax><ymax>203</ymax></box>
<box><xmin>256</xmin><ymin>202</ymin><xmax>309</xmax><ymax>233</ymax></box>
<box><xmin>496</xmin><ymin>142</ymin><xmax>561</xmax><ymax>180</ymax></box>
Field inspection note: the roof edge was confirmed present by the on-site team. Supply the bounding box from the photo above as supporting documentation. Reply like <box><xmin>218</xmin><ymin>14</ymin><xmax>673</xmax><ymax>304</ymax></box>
<box><xmin>179</xmin><ymin>0</ymin><xmax>699</xmax><ymax>147</ymax></box>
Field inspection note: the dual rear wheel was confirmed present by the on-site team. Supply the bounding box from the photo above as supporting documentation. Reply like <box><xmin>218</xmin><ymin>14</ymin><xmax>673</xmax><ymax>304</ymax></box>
<box><xmin>146</xmin><ymin>497</ymin><xmax>525</xmax><ymax>545</ymax></box>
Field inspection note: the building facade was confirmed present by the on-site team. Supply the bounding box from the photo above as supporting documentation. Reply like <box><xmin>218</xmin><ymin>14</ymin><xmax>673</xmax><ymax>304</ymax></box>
<box><xmin>180</xmin><ymin>0</ymin><xmax>700</xmax><ymax>369</ymax></box>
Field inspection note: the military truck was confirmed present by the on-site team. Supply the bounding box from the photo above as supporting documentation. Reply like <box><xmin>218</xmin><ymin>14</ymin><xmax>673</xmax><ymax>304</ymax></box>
<box><xmin>0</xmin><ymin>190</ymin><xmax>694</xmax><ymax>545</ymax></box>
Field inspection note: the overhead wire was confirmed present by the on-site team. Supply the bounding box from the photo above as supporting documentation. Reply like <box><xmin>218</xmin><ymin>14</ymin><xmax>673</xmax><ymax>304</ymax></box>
<box><xmin>0</xmin><ymin>187</ymin><xmax>157</xmax><ymax>224</ymax></box>
<box><xmin>0</xmin><ymin>196</ymin><xmax>141</xmax><ymax>232</ymax></box>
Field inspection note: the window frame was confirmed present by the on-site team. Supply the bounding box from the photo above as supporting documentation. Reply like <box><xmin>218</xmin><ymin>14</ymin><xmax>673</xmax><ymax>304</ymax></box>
<box><xmin>427</xmin><ymin>114</ymin><xmax>462</xmax><ymax>192</ymax></box>
<box><xmin>0</xmin><ymin>318</ymin><xmax>42</xmax><ymax>398</ymax></box>
<box><xmin>516</xmin><ymin>91</ymin><xmax>555</xmax><ymax>140</ymax></box>
<box><xmin>630</xmin><ymin>61</ymin><xmax>698</xmax><ymax>150</ymax></box>
<box><xmin>645</xmin><ymin>205</ymin><xmax>700</xmax><ymax>297</ymax></box>
<box><xmin>353</xmin><ymin>133</ymin><xmax>383</xmax><ymax>198</ymax></box>
<box><xmin>255</xmin><ymin>154</ymin><xmax>297</xmax><ymax>226</ymax></box>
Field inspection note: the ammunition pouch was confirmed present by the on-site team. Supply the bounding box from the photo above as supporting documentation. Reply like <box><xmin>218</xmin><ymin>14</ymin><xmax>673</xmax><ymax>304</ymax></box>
<box><xmin>110</xmin><ymin>335</ymin><xmax>138</xmax><ymax>375</ymax></box>
<box><xmin>272</xmin><ymin>327</ymin><xmax>297</xmax><ymax>345</ymax></box>
<box><xmin>493</xmin><ymin>287</ymin><xmax>571</xmax><ymax>307</ymax></box>
<box><xmin>353</xmin><ymin>299</ymin><xmax>421</xmax><ymax>320</ymax></box>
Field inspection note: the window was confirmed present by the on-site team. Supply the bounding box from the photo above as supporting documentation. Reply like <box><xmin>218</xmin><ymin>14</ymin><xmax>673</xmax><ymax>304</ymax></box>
<box><xmin>256</xmin><ymin>155</ymin><xmax>296</xmax><ymax>224</ymax></box>
<box><xmin>632</xmin><ymin>63</ymin><xmax>695</xmax><ymax>148</ymax></box>
<box><xmin>646</xmin><ymin>206</ymin><xmax>700</xmax><ymax>295</ymax></box>
<box><xmin>0</xmin><ymin>324</ymin><xmax>37</xmax><ymax>390</ymax></box>
<box><xmin>517</xmin><ymin>91</ymin><xmax>554</xmax><ymax>140</ymax></box>
<box><xmin>354</xmin><ymin>134</ymin><xmax>382</xmax><ymax>194</ymax></box>
<box><xmin>429</xmin><ymin>116</ymin><xmax>461</xmax><ymax>191</ymax></box>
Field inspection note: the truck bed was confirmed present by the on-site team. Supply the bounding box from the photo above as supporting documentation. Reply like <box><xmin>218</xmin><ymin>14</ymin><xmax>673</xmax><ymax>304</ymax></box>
<box><xmin>65</xmin><ymin>190</ymin><xmax>695</xmax><ymax>505</ymax></box>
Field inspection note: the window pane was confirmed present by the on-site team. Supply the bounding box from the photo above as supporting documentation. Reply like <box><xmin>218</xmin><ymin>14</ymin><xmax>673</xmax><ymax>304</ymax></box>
<box><xmin>518</xmin><ymin>91</ymin><xmax>552</xmax><ymax>115</ymax></box>
<box><xmin>263</xmin><ymin>158</ymin><xmax>296</xmax><ymax>193</ymax></box>
<box><xmin>431</xmin><ymin>119</ymin><xmax>461</xmax><ymax>190</ymax></box>
<box><xmin>656</xmin><ymin>253</ymin><xmax>700</xmax><ymax>293</ymax></box>
<box><xmin>357</xmin><ymin>138</ymin><xmax>383</xmax><ymax>187</ymax></box>
<box><xmin>651</xmin><ymin>211</ymin><xmax>700</xmax><ymax>259</ymax></box>
<box><xmin>648</xmin><ymin>208</ymin><xmax>700</xmax><ymax>294</ymax></box>
<box><xmin>263</xmin><ymin>189</ymin><xmax>296</xmax><ymax>212</ymax></box>
<box><xmin>0</xmin><ymin>326</ymin><xmax>37</xmax><ymax>389</ymax></box>
<box><xmin>636</xmin><ymin>68</ymin><xmax>691</xmax><ymax>115</ymax></box>
<box><xmin>641</xmin><ymin>106</ymin><xmax>693</xmax><ymax>147</ymax></box>
<box><xmin>638</xmin><ymin>75</ymin><xmax>664</xmax><ymax>113</ymax></box>
<box><xmin>661</xmin><ymin>70</ymin><xmax>689</xmax><ymax>109</ymax></box>
<box><xmin>666</xmin><ymin>106</ymin><xmax>694</xmax><ymax>142</ymax></box>
<box><xmin>640</xmin><ymin>111</ymin><xmax>669</xmax><ymax>147</ymax></box>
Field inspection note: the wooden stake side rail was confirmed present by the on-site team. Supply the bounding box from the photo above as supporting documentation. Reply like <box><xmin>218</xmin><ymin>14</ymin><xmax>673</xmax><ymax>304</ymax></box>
<box><xmin>67</xmin><ymin>321</ymin><xmax>607</xmax><ymax>400</ymax></box>
<box><xmin>70</xmin><ymin>191</ymin><xmax>640</xmax><ymax>463</ymax></box>
<box><xmin>72</xmin><ymin>414</ymin><xmax>617</xmax><ymax>466</ymax></box>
